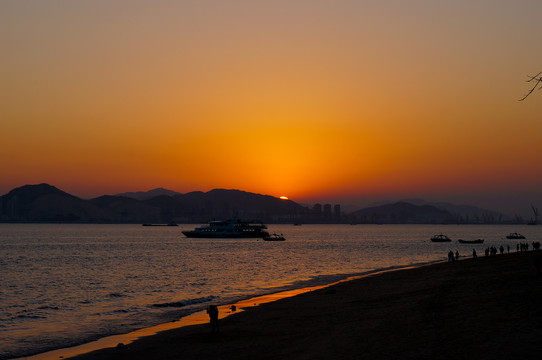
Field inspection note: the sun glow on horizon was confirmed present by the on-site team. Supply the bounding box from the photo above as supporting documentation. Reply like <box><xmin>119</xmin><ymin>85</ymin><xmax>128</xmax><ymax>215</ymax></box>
<box><xmin>280</xmin><ymin>196</ymin><xmax>289</xmax><ymax>200</ymax></box>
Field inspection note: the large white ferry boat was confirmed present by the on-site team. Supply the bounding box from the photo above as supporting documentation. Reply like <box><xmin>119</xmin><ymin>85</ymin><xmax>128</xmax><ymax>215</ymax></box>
<box><xmin>182</xmin><ymin>219</ymin><xmax>270</xmax><ymax>238</ymax></box>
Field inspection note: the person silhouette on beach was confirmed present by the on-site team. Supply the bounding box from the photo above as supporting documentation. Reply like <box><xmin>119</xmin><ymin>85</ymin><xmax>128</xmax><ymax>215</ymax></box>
<box><xmin>207</xmin><ymin>305</ymin><xmax>219</xmax><ymax>333</ymax></box>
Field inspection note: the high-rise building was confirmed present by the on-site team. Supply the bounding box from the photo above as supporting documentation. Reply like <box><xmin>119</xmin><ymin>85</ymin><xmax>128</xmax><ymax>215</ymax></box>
<box><xmin>312</xmin><ymin>203</ymin><xmax>322</xmax><ymax>215</ymax></box>
<box><xmin>334</xmin><ymin>204</ymin><xmax>341</xmax><ymax>218</ymax></box>
<box><xmin>323</xmin><ymin>204</ymin><xmax>332</xmax><ymax>218</ymax></box>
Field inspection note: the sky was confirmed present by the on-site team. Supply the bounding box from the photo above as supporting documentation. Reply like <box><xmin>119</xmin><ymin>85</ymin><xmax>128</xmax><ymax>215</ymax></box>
<box><xmin>1</xmin><ymin>0</ymin><xmax>541</xmax><ymax>217</ymax></box>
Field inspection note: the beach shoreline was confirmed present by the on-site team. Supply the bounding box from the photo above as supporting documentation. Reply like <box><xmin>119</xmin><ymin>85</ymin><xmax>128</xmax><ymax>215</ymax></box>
<box><xmin>18</xmin><ymin>260</ymin><xmax>444</xmax><ymax>360</ymax></box>
<box><xmin>63</xmin><ymin>250</ymin><xmax>542</xmax><ymax>360</ymax></box>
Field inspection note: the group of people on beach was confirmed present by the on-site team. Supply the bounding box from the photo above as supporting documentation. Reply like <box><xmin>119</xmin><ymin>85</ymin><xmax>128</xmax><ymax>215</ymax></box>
<box><xmin>517</xmin><ymin>242</ymin><xmax>540</xmax><ymax>251</ymax></box>
<box><xmin>447</xmin><ymin>250</ymin><xmax>459</xmax><ymax>262</ymax></box>
<box><xmin>449</xmin><ymin>241</ymin><xmax>541</xmax><ymax>261</ymax></box>
<box><xmin>484</xmin><ymin>242</ymin><xmax>541</xmax><ymax>256</ymax></box>
<box><xmin>483</xmin><ymin>246</ymin><xmax>504</xmax><ymax>257</ymax></box>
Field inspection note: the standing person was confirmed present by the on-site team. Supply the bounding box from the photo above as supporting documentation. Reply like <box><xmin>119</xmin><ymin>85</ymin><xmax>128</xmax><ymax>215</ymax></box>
<box><xmin>207</xmin><ymin>305</ymin><xmax>219</xmax><ymax>333</ymax></box>
<box><xmin>472</xmin><ymin>249</ymin><xmax>477</xmax><ymax>259</ymax></box>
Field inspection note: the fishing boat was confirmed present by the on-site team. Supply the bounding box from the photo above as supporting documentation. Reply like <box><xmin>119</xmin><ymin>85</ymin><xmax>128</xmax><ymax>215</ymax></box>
<box><xmin>142</xmin><ymin>221</ymin><xmax>178</xmax><ymax>227</ymax></box>
<box><xmin>457</xmin><ymin>239</ymin><xmax>484</xmax><ymax>244</ymax></box>
<box><xmin>506</xmin><ymin>232</ymin><xmax>526</xmax><ymax>239</ymax></box>
<box><xmin>182</xmin><ymin>219</ymin><xmax>269</xmax><ymax>238</ymax></box>
<box><xmin>431</xmin><ymin>234</ymin><xmax>451</xmax><ymax>242</ymax></box>
<box><xmin>263</xmin><ymin>233</ymin><xmax>286</xmax><ymax>241</ymax></box>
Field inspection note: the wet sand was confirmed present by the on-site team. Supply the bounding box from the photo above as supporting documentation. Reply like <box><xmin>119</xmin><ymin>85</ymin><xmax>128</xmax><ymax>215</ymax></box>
<box><xmin>72</xmin><ymin>251</ymin><xmax>542</xmax><ymax>360</ymax></box>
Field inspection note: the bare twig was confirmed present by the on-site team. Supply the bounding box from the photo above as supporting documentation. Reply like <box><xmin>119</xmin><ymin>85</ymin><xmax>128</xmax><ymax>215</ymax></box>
<box><xmin>519</xmin><ymin>71</ymin><xmax>542</xmax><ymax>101</ymax></box>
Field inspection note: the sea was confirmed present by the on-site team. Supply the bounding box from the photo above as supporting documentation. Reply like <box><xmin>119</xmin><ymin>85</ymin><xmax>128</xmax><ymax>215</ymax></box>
<box><xmin>1</xmin><ymin>223</ymin><xmax>539</xmax><ymax>359</ymax></box>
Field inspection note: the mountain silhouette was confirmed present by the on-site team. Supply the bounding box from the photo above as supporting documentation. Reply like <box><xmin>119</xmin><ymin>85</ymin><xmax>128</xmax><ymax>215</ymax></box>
<box><xmin>350</xmin><ymin>201</ymin><xmax>453</xmax><ymax>224</ymax></box>
<box><xmin>0</xmin><ymin>184</ymin><xmax>308</xmax><ymax>223</ymax></box>
<box><xmin>90</xmin><ymin>195</ymin><xmax>161</xmax><ymax>222</ymax></box>
<box><xmin>115</xmin><ymin>188</ymin><xmax>181</xmax><ymax>201</ymax></box>
<box><xmin>0</xmin><ymin>184</ymin><xmax>507</xmax><ymax>224</ymax></box>
<box><xmin>170</xmin><ymin>189</ymin><xmax>307</xmax><ymax>221</ymax></box>
<box><xmin>400</xmin><ymin>198</ymin><xmax>503</xmax><ymax>223</ymax></box>
<box><xmin>0</xmin><ymin>183</ymin><xmax>109</xmax><ymax>222</ymax></box>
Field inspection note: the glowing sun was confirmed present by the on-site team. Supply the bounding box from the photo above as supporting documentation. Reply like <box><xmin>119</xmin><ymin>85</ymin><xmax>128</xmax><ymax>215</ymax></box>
<box><xmin>279</xmin><ymin>196</ymin><xmax>289</xmax><ymax>200</ymax></box>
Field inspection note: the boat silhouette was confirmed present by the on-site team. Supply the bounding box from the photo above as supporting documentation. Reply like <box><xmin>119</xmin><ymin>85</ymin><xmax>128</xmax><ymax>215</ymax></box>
<box><xmin>182</xmin><ymin>219</ymin><xmax>269</xmax><ymax>238</ymax></box>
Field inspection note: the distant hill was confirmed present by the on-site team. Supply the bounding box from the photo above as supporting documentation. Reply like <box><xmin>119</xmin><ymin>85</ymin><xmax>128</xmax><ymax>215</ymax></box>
<box><xmin>350</xmin><ymin>201</ymin><xmax>453</xmax><ymax>224</ymax></box>
<box><xmin>401</xmin><ymin>199</ymin><xmax>505</xmax><ymax>223</ymax></box>
<box><xmin>115</xmin><ymin>188</ymin><xmax>181</xmax><ymax>201</ymax></box>
<box><xmin>90</xmin><ymin>195</ymin><xmax>161</xmax><ymax>222</ymax></box>
<box><xmin>168</xmin><ymin>189</ymin><xmax>308</xmax><ymax>222</ymax></box>
<box><xmin>0</xmin><ymin>184</ymin><xmax>512</xmax><ymax>224</ymax></box>
<box><xmin>0</xmin><ymin>183</ymin><xmax>110</xmax><ymax>222</ymax></box>
<box><xmin>0</xmin><ymin>184</ymin><xmax>309</xmax><ymax>223</ymax></box>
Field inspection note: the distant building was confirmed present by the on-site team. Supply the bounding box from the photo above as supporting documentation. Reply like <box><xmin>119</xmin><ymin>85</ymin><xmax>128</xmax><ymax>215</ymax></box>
<box><xmin>334</xmin><ymin>204</ymin><xmax>341</xmax><ymax>218</ymax></box>
<box><xmin>313</xmin><ymin>203</ymin><xmax>322</xmax><ymax>215</ymax></box>
<box><xmin>323</xmin><ymin>204</ymin><xmax>332</xmax><ymax>218</ymax></box>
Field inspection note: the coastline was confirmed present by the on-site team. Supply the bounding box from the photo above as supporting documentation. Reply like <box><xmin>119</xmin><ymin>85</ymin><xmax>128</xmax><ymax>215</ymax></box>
<box><xmin>47</xmin><ymin>251</ymin><xmax>542</xmax><ymax>359</ymax></box>
<box><xmin>18</xmin><ymin>261</ymin><xmax>442</xmax><ymax>360</ymax></box>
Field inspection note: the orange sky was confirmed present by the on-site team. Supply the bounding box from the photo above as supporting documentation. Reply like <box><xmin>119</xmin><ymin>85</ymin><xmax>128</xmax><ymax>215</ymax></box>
<box><xmin>1</xmin><ymin>0</ymin><xmax>541</xmax><ymax>216</ymax></box>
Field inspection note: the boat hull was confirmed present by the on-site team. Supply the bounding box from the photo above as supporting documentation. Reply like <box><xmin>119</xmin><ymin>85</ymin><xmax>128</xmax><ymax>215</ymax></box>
<box><xmin>262</xmin><ymin>235</ymin><xmax>285</xmax><ymax>241</ymax></box>
<box><xmin>458</xmin><ymin>239</ymin><xmax>484</xmax><ymax>244</ymax></box>
<box><xmin>182</xmin><ymin>231</ymin><xmax>269</xmax><ymax>239</ymax></box>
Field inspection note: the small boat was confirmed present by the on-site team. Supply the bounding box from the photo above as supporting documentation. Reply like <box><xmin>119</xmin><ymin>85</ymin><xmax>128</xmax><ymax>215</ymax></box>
<box><xmin>142</xmin><ymin>221</ymin><xmax>178</xmax><ymax>227</ymax></box>
<box><xmin>263</xmin><ymin>233</ymin><xmax>286</xmax><ymax>241</ymax></box>
<box><xmin>458</xmin><ymin>239</ymin><xmax>484</xmax><ymax>244</ymax></box>
<box><xmin>431</xmin><ymin>234</ymin><xmax>451</xmax><ymax>242</ymax></box>
<box><xmin>506</xmin><ymin>232</ymin><xmax>526</xmax><ymax>239</ymax></box>
<box><xmin>182</xmin><ymin>218</ymin><xmax>269</xmax><ymax>238</ymax></box>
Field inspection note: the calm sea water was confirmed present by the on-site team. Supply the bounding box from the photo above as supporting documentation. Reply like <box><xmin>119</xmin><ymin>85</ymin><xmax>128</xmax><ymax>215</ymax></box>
<box><xmin>1</xmin><ymin>223</ymin><xmax>539</xmax><ymax>359</ymax></box>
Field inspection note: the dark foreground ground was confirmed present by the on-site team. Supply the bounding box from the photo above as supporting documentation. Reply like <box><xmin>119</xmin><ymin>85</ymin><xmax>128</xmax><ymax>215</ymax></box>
<box><xmin>73</xmin><ymin>250</ymin><xmax>542</xmax><ymax>360</ymax></box>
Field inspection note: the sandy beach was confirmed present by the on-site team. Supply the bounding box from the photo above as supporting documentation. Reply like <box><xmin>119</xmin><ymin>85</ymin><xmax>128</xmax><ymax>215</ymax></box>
<box><xmin>71</xmin><ymin>250</ymin><xmax>542</xmax><ymax>360</ymax></box>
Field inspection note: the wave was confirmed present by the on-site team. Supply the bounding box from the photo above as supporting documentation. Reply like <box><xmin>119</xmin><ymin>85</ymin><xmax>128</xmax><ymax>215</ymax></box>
<box><xmin>108</xmin><ymin>292</ymin><xmax>128</xmax><ymax>298</ymax></box>
<box><xmin>12</xmin><ymin>308</ymin><xmax>53</xmax><ymax>320</ymax></box>
<box><xmin>15</xmin><ymin>313</ymin><xmax>47</xmax><ymax>319</ymax></box>
<box><xmin>152</xmin><ymin>296</ymin><xmax>216</xmax><ymax>308</ymax></box>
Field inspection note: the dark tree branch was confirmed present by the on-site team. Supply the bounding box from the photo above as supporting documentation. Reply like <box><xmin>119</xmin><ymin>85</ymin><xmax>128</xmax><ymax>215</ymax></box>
<box><xmin>519</xmin><ymin>71</ymin><xmax>542</xmax><ymax>101</ymax></box>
